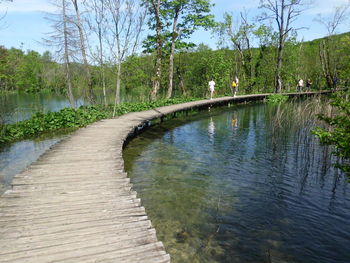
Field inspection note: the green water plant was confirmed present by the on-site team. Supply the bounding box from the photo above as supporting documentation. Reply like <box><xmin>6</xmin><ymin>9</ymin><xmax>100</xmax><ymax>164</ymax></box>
<box><xmin>0</xmin><ymin>97</ymin><xmax>198</xmax><ymax>145</ymax></box>
<box><xmin>266</xmin><ymin>94</ymin><xmax>289</xmax><ymax>103</ymax></box>
<box><xmin>312</xmin><ymin>92</ymin><xmax>350</xmax><ymax>175</ymax></box>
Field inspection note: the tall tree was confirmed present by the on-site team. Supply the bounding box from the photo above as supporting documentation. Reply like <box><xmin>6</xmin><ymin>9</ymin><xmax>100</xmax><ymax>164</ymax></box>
<box><xmin>45</xmin><ymin>0</ymin><xmax>77</xmax><ymax>107</ymax></box>
<box><xmin>316</xmin><ymin>4</ymin><xmax>350</xmax><ymax>89</ymax></box>
<box><xmin>218</xmin><ymin>12</ymin><xmax>255</xmax><ymax>93</ymax></box>
<box><xmin>105</xmin><ymin>0</ymin><xmax>145</xmax><ymax>115</ymax></box>
<box><xmin>165</xmin><ymin>0</ymin><xmax>214</xmax><ymax>98</ymax></box>
<box><xmin>62</xmin><ymin>0</ymin><xmax>76</xmax><ymax>107</ymax></box>
<box><xmin>71</xmin><ymin>0</ymin><xmax>96</xmax><ymax>104</ymax></box>
<box><xmin>143</xmin><ymin>0</ymin><xmax>163</xmax><ymax>100</ymax></box>
<box><xmin>85</xmin><ymin>0</ymin><xmax>108</xmax><ymax>106</ymax></box>
<box><xmin>259</xmin><ymin>0</ymin><xmax>307</xmax><ymax>93</ymax></box>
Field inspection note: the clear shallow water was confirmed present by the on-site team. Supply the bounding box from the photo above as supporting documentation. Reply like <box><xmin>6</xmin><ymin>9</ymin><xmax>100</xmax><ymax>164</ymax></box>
<box><xmin>0</xmin><ymin>90</ymin><xmax>141</xmax><ymax>194</ymax></box>
<box><xmin>123</xmin><ymin>100</ymin><xmax>350</xmax><ymax>263</ymax></box>
<box><xmin>0</xmin><ymin>134</ymin><xmax>67</xmax><ymax>194</ymax></box>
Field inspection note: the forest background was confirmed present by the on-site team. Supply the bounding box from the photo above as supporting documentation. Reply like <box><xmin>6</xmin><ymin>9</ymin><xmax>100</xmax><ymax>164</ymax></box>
<box><xmin>0</xmin><ymin>0</ymin><xmax>350</xmax><ymax>105</ymax></box>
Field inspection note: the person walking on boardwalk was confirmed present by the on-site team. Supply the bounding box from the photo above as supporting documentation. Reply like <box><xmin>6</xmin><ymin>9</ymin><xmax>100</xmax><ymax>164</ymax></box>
<box><xmin>306</xmin><ymin>79</ymin><xmax>312</xmax><ymax>91</ymax></box>
<box><xmin>208</xmin><ymin>79</ymin><xmax>215</xmax><ymax>100</ymax></box>
<box><xmin>297</xmin><ymin>79</ymin><xmax>304</xmax><ymax>92</ymax></box>
<box><xmin>231</xmin><ymin>79</ymin><xmax>237</xmax><ymax>97</ymax></box>
<box><xmin>234</xmin><ymin>76</ymin><xmax>239</xmax><ymax>96</ymax></box>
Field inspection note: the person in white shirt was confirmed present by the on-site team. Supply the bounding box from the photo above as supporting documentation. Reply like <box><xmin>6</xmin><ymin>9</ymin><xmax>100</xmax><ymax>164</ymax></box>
<box><xmin>208</xmin><ymin>79</ymin><xmax>215</xmax><ymax>100</ymax></box>
<box><xmin>297</xmin><ymin>79</ymin><xmax>304</xmax><ymax>92</ymax></box>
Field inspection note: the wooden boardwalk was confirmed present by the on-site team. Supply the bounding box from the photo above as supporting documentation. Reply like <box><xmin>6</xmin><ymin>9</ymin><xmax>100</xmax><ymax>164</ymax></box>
<box><xmin>0</xmin><ymin>92</ymin><xmax>331</xmax><ymax>262</ymax></box>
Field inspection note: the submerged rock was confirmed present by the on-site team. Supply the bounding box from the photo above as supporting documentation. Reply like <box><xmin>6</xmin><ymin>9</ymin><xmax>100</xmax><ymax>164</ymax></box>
<box><xmin>176</xmin><ymin>230</ymin><xmax>190</xmax><ymax>243</ymax></box>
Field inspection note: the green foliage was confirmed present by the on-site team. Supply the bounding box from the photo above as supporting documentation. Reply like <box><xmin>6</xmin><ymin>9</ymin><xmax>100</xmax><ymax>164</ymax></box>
<box><xmin>1</xmin><ymin>31</ymin><xmax>350</xmax><ymax>99</ymax></box>
<box><xmin>0</xmin><ymin>97</ymin><xmax>198</xmax><ymax>145</ymax></box>
<box><xmin>312</xmin><ymin>92</ymin><xmax>350</xmax><ymax>175</ymax></box>
<box><xmin>266</xmin><ymin>94</ymin><xmax>289</xmax><ymax>103</ymax></box>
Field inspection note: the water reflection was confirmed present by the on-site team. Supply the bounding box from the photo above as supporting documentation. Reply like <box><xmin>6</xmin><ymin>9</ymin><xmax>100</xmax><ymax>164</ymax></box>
<box><xmin>208</xmin><ymin>117</ymin><xmax>215</xmax><ymax>142</ymax></box>
<box><xmin>0</xmin><ymin>92</ymin><xmax>86</xmax><ymax>124</ymax></box>
<box><xmin>231</xmin><ymin>112</ymin><xmax>238</xmax><ymax>130</ymax></box>
<box><xmin>124</xmin><ymin>100</ymin><xmax>350</xmax><ymax>263</ymax></box>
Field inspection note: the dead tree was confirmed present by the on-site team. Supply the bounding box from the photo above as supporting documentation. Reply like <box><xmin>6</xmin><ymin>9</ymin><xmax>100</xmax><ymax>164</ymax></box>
<box><xmin>84</xmin><ymin>0</ymin><xmax>108</xmax><ymax>106</ymax></box>
<box><xmin>71</xmin><ymin>0</ymin><xmax>96</xmax><ymax>104</ymax></box>
<box><xmin>105</xmin><ymin>0</ymin><xmax>145</xmax><ymax>115</ymax></box>
<box><xmin>45</xmin><ymin>0</ymin><xmax>77</xmax><ymax>108</ymax></box>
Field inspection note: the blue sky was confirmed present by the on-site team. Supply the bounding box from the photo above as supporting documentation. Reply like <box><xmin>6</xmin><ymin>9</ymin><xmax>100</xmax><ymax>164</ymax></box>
<box><xmin>0</xmin><ymin>0</ymin><xmax>349</xmax><ymax>54</ymax></box>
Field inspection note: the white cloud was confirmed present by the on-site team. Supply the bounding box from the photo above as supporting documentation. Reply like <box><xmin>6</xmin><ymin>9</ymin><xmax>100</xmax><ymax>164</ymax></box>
<box><xmin>0</xmin><ymin>0</ymin><xmax>56</xmax><ymax>13</ymax></box>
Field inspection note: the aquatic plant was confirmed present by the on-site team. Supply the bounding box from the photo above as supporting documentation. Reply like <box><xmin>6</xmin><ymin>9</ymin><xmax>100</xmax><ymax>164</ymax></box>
<box><xmin>0</xmin><ymin>98</ymin><xmax>198</xmax><ymax>145</ymax></box>
<box><xmin>313</xmin><ymin>92</ymin><xmax>350</xmax><ymax>175</ymax></box>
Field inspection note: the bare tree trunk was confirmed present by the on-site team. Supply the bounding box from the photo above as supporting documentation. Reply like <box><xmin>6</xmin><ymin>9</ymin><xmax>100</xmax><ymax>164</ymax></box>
<box><xmin>71</xmin><ymin>0</ymin><xmax>95</xmax><ymax>104</ymax></box>
<box><xmin>85</xmin><ymin>0</ymin><xmax>107</xmax><ymax>106</ymax></box>
<box><xmin>113</xmin><ymin>62</ymin><xmax>122</xmax><ymax>116</ymax></box>
<box><xmin>106</xmin><ymin>0</ymin><xmax>145</xmax><ymax>113</ymax></box>
<box><xmin>260</xmin><ymin>0</ymin><xmax>305</xmax><ymax>93</ymax></box>
<box><xmin>275</xmin><ymin>44</ymin><xmax>284</xmax><ymax>93</ymax></box>
<box><xmin>166</xmin><ymin>11</ymin><xmax>179</xmax><ymax>99</ymax></box>
<box><xmin>150</xmin><ymin>0</ymin><xmax>162</xmax><ymax>101</ymax></box>
<box><xmin>319</xmin><ymin>40</ymin><xmax>334</xmax><ymax>89</ymax></box>
<box><xmin>63</xmin><ymin>0</ymin><xmax>76</xmax><ymax>108</ymax></box>
<box><xmin>100</xmin><ymin>36</ymin><xmax>107</xmax><ymax>106</ymax></box>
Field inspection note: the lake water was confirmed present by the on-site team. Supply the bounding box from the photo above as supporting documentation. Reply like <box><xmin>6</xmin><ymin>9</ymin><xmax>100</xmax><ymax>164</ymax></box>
<box><xmin>0</xmin><ymin>134</ymin><xmax>67</xmax><ymax>194</ymax></box>
<box><xmin>123</xmin><ymin>99</ymin><xmax>350</xmax><ymax>263</ymax></box>
<box><xmin>0</xmin><ymin>92</ymin><xmax>90</xmax><ymax>124</ymax></box>
<box><xmin>0</xmin><ymin>90</ymin><xmax>142</xmax><ymax>124</ymax></box>
<box><xmin>0</xmin><ymin>90</ymin><xmax>136</xmax><ymax>194</ymax></box>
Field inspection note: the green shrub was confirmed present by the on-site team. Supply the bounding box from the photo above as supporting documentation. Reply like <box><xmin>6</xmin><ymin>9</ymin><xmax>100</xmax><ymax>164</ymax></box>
<box><xmin>266</xmin><ymin>94</ymin><xmax>289</xmax><ymax>103</ymax></box>
<box><xmin>312</xmin><ymin>93</ymin><xmax>350</xmax><ymax>176</ymax></box>
<box><xmin>0</xmin><ymin>97</ymin><xmax>199</xmax><ymax>145</ymax></box>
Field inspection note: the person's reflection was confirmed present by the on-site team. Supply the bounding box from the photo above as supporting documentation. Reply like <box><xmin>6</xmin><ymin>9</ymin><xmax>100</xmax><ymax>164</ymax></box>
<box><xmin>208</xmin><ymin>117</ymin><xmax>215</xmax><ymax>142</ymax></box>
<box><xmin>231</xmin><ymin>112</ymin><xmax>238</xmax><ymax>130</ymax></box>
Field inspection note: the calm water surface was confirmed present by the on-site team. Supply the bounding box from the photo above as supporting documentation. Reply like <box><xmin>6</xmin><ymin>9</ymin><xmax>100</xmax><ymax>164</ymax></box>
<box><xmin>0</xmin><ymin>90</ymin><xmax>132</xmax><ymax>194</ymax></box>
<box><xmin>0</xmin><ymin>134</ymin><xmax>68</xmax><ymax>194</ymax></box>
<box><xmin>123</xmin><ymin>100</ymin><xmax>350</xmax><ymax>263</ymax></box>
<box><xmin>0</xmin><ymin>91</ymin><xmax>144</xmax><ymax>124</ymax></box>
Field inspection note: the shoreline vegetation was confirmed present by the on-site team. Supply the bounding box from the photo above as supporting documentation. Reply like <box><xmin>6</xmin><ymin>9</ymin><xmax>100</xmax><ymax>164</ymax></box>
<box><xmin>0</xmin><ymin>93</ymin><xmax>316</xmax><ymax>146</ymax></box>
<box><xmin>1</xmin><ymin>90</ymin><xmax>349</xmax><ymax>176</ymax></box>
<box><xmin>0</xmin><ymin>97</ymin><xmax>198</xmax><ymax>145</ymax></box>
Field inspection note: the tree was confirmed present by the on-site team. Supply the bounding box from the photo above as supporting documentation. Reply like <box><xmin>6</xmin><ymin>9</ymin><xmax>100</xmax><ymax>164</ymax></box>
<box><xmin>313</xmin><ymin>92</ymin><xmax>350</xmax><ymax>175</ymax></box>
<box><xmin>84</xmin><ymin>0</ymin><xmax>108</xmax><ymax>106</ymax></box>
<box><xmin>217</xmin><ymin>12</ymin><xmax>255</xmax><ymax>93</ymax></box>
<box><xmin>105</xmin><ymin>0</ymin><xmax>145</xmax><ymax>115</ymax></box>
<box><xmin>45</xmin><ymin>0</ymin><xmax>77</xmax><ymax>107</ymax></box>
<box><xmin>259</xmin><ymin>0</ymin><xmax>307</xmax><ymax>93</ymax></box>
<box><xmin>164</xmin><ymin>0</ymin><xmax>214</xmax><ymax>98</ymax></box>
<box><xmin>62</xmin><ymin>0</ymin><xmax>76</xmax><ymax>107</ymax></box>
<box><xmin>143</xmin><ymin>0</ymin><xmax>163</xmax><ymax>100</ymax></box>
<box><xmin>15</xmin><ymin>51</ymin><xmax>43</xmax><ymax>92</ymax></box>
<box><xmin>316</xmin><ymin>3</ymin><xmax>350</xmax><ymax>89</ymax></box>
<box><xmin>71</xmin><ymin>0</ymin><xmax>96</xmax><ymax>104</ymax></box>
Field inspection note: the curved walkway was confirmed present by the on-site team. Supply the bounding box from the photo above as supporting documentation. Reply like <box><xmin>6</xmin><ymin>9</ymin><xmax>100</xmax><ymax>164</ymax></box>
<box><xmin>0</xmin><ymin>91</ymin><xmax>331</xmax><ymax>262</ymax></box>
